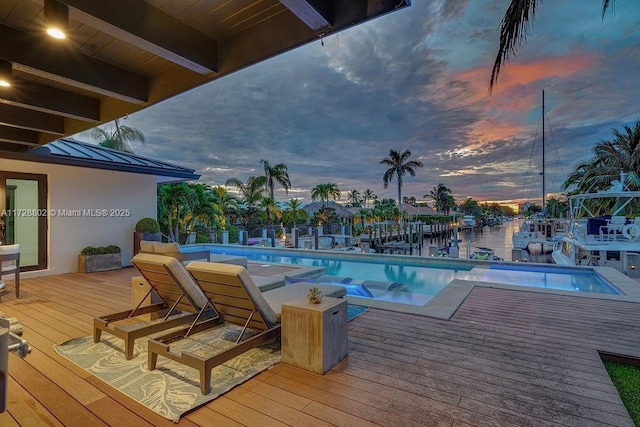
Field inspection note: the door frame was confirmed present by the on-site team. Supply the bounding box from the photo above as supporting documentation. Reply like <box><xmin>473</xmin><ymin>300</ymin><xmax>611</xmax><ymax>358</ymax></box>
<box><xmin>0</xmin><ymin>172</ymin><xmax>48</xmax><ymax>271</ymax></box>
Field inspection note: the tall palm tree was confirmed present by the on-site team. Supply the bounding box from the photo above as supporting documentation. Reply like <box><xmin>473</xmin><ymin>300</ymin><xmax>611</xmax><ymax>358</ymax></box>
<box><xmin>362</xmin><ymin>189</ymin><xmax>376</xmax><ymax>208</ymax></box>
<box><xmin>427</xmin><ymin>183</ymin><xmax>454</xmax><ymax>214</ymax></box>
<box><xmin>490</xmin><ymin>1</ymin><xmax>615</xmax><ymax>91</ymax></box>
<box><xmin>260</xmin><ymin>159</ymin><xmax>291</xmax><ymax>200</ymax></box>
<box><xmin>89</xmin><ymin>119</ymin><xmax>145</xmax><ymax>153</ymax></box>
<box><xmin>311</xmin><ymin>183</ymin><xmax>341</xmax><ymax>209</ymax></box>
<box><xmin>380</xmin><ymin>149</ymin><xmax>424</xmax><ymax>208</ymax></box>
<box><xmin>347</xmin><ymin>189</ymin><xmax>361</xmax><ymax>207</ymax></box>
<box><xmin>225</xmin><ymin>176</ymin><xmax>267</xmax><ymax>209</ymax></box>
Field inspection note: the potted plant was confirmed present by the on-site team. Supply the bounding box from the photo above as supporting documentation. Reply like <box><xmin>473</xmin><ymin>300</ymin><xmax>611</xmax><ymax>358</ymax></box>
<box><xmin>134</xmin><ymin>217</ymin><xmax>161</xmax><ymax>255</ymax></box>
<box><xmin>78</xmin><ymin>245</ymin><xmax>122</xmax><ymax>273</ymax></box>
<box><xmin>307</xmin><ymin>287</ymin><xmax>324</xmax><ymax>304</ymax></box>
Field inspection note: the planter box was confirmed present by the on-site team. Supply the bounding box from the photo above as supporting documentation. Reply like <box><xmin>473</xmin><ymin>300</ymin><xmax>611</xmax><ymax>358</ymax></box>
<box><xmin>78</xmin><ymin>253</ymin><xmax>122</xmax><ymax>273</ymax></box>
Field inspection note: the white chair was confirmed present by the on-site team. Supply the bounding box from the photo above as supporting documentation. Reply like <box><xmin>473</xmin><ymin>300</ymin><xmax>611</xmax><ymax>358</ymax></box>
<box><xmin>604</xmin><ymin>216</ymin><xmax>627</xmax><ymax>240</ymax></box>
<box><xmin>0</xmin><ymin>244</ymin><xmax>20</xmax><ymax>297</ymax></box>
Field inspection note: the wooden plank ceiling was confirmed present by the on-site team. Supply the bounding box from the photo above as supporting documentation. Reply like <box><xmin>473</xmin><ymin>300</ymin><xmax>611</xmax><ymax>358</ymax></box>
<box><xmin>0</xmin><ymin>0</ymin><xmax>410</xmax><ymax>150</ymax></box>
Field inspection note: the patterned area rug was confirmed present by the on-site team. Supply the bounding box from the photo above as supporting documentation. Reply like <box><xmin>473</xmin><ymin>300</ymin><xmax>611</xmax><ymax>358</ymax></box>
<box><xmin>54</xmin><ymin>305</ymin><xmax>368</xmax><ymax>421</ymax></box>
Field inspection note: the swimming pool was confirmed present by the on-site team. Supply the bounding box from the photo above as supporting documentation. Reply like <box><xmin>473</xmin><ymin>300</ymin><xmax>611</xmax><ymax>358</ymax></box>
<box><xmin>201</xmin><ymin>245</ymin><xmax>620</xmax><ymax>304</ymax></box>
<box><xmin>464</xmin><ymin>264</ymin><xmax>620</xmax><ymax>295</ymax></box>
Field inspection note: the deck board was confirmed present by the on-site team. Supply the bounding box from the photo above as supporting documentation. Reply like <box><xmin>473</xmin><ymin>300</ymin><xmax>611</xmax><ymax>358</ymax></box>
<box><xmin>0</xmin><ymin>268</ymin><xmax>637</xmax><ymax>426</ymax></box>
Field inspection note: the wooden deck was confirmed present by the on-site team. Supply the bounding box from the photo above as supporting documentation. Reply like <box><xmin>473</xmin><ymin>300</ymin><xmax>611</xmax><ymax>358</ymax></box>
<box><xmin>0</xmin><ymin>267</ymin><xmax>638</xmax><ymax>426</ymax></box>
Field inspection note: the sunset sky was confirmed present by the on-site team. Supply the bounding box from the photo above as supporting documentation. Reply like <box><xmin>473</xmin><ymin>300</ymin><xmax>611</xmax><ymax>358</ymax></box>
<box><xmin>80</xmin><ymin>0</ymin><xmax>640</xmax><ymax>206</ymax></box>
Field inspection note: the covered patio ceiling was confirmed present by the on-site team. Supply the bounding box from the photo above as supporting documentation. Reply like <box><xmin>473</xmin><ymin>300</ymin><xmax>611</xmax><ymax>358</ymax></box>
<box><xmin>0</xmin><ymin>0</ymin><xmax>410</xmax><ymax>152</ymax></box>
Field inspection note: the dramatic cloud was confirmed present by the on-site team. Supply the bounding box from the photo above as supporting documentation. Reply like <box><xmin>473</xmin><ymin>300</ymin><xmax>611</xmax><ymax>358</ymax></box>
<box><xmin>83</xmin><ymin>1</ymin><xmax>640</xmax><ymax>207</ymax></box>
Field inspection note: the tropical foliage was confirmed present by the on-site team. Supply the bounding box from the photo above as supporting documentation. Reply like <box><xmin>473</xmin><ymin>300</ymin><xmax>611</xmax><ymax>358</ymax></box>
<box><xmin>311</xmin><ymin>183</ymin><xmax>341</xmax><ymax>208</ymax></box>
<box><xmin>427</xmin><ymin>183</ymin><xmax>455</xmax><ymax>215</ymax></box>
<box><xmin>362</xmin><ymin>189</ymin><xmax>377</xmax><ymax>208</ymax></box>
<box><xmin>562</xmin><ymin>120</ymin><xmax>640</xmax><ymax>215</ymax></box>
<box><xmin>89</xmin><ymin>119</ymin><xmax>145</xmax><ymax>153</ymax></box>
<box><xmin>380</xmin><ymin>149</ymin><xmax>424</xmax><ymax>207</ymax></box>
<box><xmin>491</xmin><ymin>0</ymin><xmax>615</xmax><ymax>91</ymax></box>
<box><xmin>157</xmin><ymin>183</ymin><xmax>222</xmax><ymax>242</ymax></box>
<box><xmin>282</xmin><ymin>199</ymin><xmax>307</xmax><ymax>226</ymax></box>
<box><xmin>260</xmin><ymin>159</ymin><xmax>291</xmax><ymax>200</ymax></box>
<box><xmin>225</xmin><ymin>176</ymin><xmax>268</xmax><ymax>209</ymax></box>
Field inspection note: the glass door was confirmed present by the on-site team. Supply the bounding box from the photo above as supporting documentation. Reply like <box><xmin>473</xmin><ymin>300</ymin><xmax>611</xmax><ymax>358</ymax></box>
<box><xmin>0</xmin><ymin>173</ymin><xmax>47</xmax><ymax>270</ymax></box>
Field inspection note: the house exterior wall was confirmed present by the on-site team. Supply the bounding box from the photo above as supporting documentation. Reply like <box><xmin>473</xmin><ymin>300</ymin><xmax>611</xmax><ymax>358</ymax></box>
<box><xmin>0</xmin><ymin>158</ymin><xmax>157</xmax><ymax>276</ymax></box>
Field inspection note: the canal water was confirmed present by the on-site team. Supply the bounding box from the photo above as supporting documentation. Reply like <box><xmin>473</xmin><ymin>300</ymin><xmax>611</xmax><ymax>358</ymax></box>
<box><xmin>426</xmin><ymin>219</ymin><xmax>552</xmax><ymax>263</ymax></box>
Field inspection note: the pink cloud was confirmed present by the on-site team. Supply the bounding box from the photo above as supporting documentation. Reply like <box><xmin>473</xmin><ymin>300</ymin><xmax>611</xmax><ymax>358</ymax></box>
<box><xmin>433</xmin><ymin>53</ymin><xmax>600</xmax><ymax>144</ymax></box>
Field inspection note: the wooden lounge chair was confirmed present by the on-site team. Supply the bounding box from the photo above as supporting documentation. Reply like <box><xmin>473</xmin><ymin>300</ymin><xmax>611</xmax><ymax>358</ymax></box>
<box><xmin>147</xmin><ymin>261</ymin><xmax>283</xmax><ymax>395</ymax></box>
<box><xmin>93</xmin><ymin>253</ymin><xmax>219</xmax><ymax>360</ymax></box>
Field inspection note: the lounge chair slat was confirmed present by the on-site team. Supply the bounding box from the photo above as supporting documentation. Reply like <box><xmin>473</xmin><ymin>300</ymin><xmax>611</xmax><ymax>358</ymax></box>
<box><xmin>146</xmin><ymin>261</ymin><xmax>285</xmax><ymax>394</ymax></box>
<box><xmin>93</xmin><ymin>253</ymin><xmax>209</xmax><ymax>360</ymax></box>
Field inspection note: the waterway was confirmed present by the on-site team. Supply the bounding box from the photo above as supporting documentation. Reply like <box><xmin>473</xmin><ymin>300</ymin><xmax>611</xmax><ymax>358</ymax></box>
<box><xmin>425</xmin><ymin>219</ymin><xmax>552</xmax><ymax>263</ymax></box>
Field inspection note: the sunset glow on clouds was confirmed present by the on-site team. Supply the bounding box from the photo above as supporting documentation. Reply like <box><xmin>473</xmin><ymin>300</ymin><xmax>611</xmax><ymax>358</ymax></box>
<box><xmin>100</xmin><ymin>1</ymin><xmax>640</xmax><ymax>205</ymax></box>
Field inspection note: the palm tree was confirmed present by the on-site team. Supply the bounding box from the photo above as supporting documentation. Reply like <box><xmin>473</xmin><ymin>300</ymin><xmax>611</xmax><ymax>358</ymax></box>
<box><xmin>260</xmin><ymin>159</ymin><xmax>291</xmax><ymax>200</ymax></box>
<box><xmin>311</xmin><ymin>183</ymin><xmax>341</xmax><ymax>209</ymax></box>
<box><xmin>347</xmin><ymin>189</ymin><xmax>361</xmax><ymax>207</ymax></box>
<box><xmin>89</xmin><ymin>119</ymin><xmax>145</xmax><ymax>153</ymax></box>
<box><xmin>563</xmin><ymin>120</ymin><xmax>640</xmax><ymax>193</ymax></box>
<box><xmin>182</xmin><ymin>184</ymin><xmax>223</xmax><ymax>236</ymax></box>
<box><xmin>362</xmin><ymin>189</ymin><xmax>376</xmax><ymax>208</ymax></box>
<box><xmin>225</xmin><ymin>176</ymin><xmax>267</xmax><ymax>209</ymax></box>
<box><xmin>157</xmin><ymin>183</ymin><xmax>196</xmax><ymax>242</ymax></box>
<box><xmin>282</xmin><ymin>199</ymin><xmax>307</xmax><ymax>227</ymax></box>
<box><xmin>259</xmin><ymin>197</ymin><xmax>282</xmax><ymax>224</ymax></box>
<box><xmin>380</xmin><ymin>149</ymin><xmax>424</xmax><ymax>208</ymax></box>
<box><xmin>427</xmin><ymin>183</ymin><xmax>454</xmax><ymax>214</ymax></box>
<box><xmin>211</xmin><ymin>185</ymin><xmax>239</xmax><ymax>227</ymax></box>
<box><xmin>490</xmin><ymin>1</ymin><xmax>615</xmax><ymax>91</ymax></box>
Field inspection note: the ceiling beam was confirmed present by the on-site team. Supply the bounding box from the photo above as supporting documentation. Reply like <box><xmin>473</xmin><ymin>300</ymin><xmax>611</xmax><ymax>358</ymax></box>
<box><xmin>61</xmin><ymin>0</ymin><xmax>217</xmax><ymax>74</ymax></box>
<box><xmin>0</xmin><ymin>24</ymin><xmax>148</xmax><ymax>104</ymax></box>
<box><xmin>0</xmin><ymin>125</ymin><xmax>39</xmax><ymax>146</ymax></box>
<box><xmin>279</xmin><ymin>0</ymin><xmax>332</xmax><ymax>31</ymax></box>
<box><xmin>0</xmin><ymin>79</ymin><xmax>100</xmax><ymax>122</ymax></box>
<box><xmin>0</xmin><ymin>104</ymin><xmax>65</xmax><ymax>135</ymax></box>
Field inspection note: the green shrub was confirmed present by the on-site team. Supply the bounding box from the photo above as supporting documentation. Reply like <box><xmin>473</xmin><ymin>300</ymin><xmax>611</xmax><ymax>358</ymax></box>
<box><xmin>195</xmin><ymin>231</ymin><xmax>210</xmax><ymax>244</ymax></box>
<box><xmin>226</xmin><ymin>224</ymin><xmax>239</xmax><ymax>243</ymax></box>
<box><xmin>135</xmin><ymin>217</ymin><xmax>161</xmax><ymax>233</ymax></box>
<box><xmin>81</xmin><ymin>245</ymin><xmax>121</xmax><ymax>255</ymax></box>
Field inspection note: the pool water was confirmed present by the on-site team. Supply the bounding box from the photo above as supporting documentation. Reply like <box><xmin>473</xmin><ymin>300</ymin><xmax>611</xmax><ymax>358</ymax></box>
<box><xmin>466</xmin><ymin>264</ymin><xmax>619</xmax><ymax>295</ymax></box>
<box><xmin>206</xmin><ymin>246</ymin><xmax>619</xmax><ymax>304</ymax></box>
<box><xmin>209</xmin><ymin>247</ymin><xmax>468</xmax><ymax>304</ymax></box>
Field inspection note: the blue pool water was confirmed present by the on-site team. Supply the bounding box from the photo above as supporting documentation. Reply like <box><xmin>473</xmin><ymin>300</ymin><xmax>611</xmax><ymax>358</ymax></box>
<box><xmin>206</xmin><ymin>246</ymin><xmax>620</xmax><ymax>303</ymax></box>
<box><xmin>472</xmin><ymin>264</ymin><xmax>620</xmax><ymax>295</ymax></box>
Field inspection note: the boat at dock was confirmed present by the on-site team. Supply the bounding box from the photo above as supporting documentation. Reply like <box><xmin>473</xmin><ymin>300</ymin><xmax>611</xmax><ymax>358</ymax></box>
<box><xmin>512</xmin><ymin>216</ymin><xmax>569</xmax><ymax>252</ymax></box>
<box><xmin>511</xmin><ymin>91</ymin><xmax>569</xmax><ymax>255</ymax></box>
<box><xmin>551</xmin><ymin>174</ymin><xmax>640</xmax><ymax>276</ymax></box>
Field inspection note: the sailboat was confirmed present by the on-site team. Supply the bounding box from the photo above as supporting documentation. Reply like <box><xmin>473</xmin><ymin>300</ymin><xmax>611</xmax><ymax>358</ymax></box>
<box><xmin>512</xmin><ymin>91</ymin><xmax>569</xmax><ymax>254</ymax></box>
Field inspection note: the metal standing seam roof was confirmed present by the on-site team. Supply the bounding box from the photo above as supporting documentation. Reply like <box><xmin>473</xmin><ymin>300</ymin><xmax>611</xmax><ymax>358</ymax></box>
<box><xmin>19</xmin><ymin>138</ymin><xmax>200</xmax><ymax>181</ymax></box>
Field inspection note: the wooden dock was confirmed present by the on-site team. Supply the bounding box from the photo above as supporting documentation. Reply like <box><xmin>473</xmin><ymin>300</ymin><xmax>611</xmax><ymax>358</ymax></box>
<box><xmin>0</xmin><ymin>268</ymin><xmax>637</xmax><ymax>426</ymax></box>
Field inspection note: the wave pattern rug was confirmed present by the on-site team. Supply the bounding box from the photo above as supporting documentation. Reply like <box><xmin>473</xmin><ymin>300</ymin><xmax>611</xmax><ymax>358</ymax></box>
<box><xmin>54</xmin><ymin>305</ymin><xmax>368</xmax><ymax>421</ymax></box>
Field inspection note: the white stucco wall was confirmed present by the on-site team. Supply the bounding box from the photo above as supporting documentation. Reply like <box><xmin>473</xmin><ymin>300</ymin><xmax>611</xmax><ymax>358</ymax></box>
<box><xmin>0</xmin><ymin>158</ymin><xmax>157</xmax><ymax>276</ymax></box>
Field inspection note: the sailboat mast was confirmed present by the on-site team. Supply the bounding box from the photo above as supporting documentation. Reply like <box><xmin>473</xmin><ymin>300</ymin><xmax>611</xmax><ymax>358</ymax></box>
<box><xmin>542</xmin><ymin>90</ymin><xmax>545</xmax><ymax>212</ymax></box>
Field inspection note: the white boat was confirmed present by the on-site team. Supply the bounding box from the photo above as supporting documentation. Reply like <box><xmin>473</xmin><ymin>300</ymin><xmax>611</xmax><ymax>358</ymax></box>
<box><xmin>512</xmin><ymin>91</ymin><xmax>569</xmax><ymax>254</ymax></box>
<box><xmin>461</xmin><ymin>215</ymin><xmax>476</xmax><ymax>228</ymax></box>
<box><xmin>512</xmin><ymin>216</ymin><xmax>569</xmax><ymax>252</ymax></box>
<box><xmin>551</xmin><ymin>174</ymin><xmax>640</xmax><ymax>276</ymax></box>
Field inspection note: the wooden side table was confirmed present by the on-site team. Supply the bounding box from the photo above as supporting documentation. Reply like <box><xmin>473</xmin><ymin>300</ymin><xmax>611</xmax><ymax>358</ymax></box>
<box><xmin>281</xmin><ymin>297</ymin><xmax>348</xmax><ymax>374</ymax></box>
